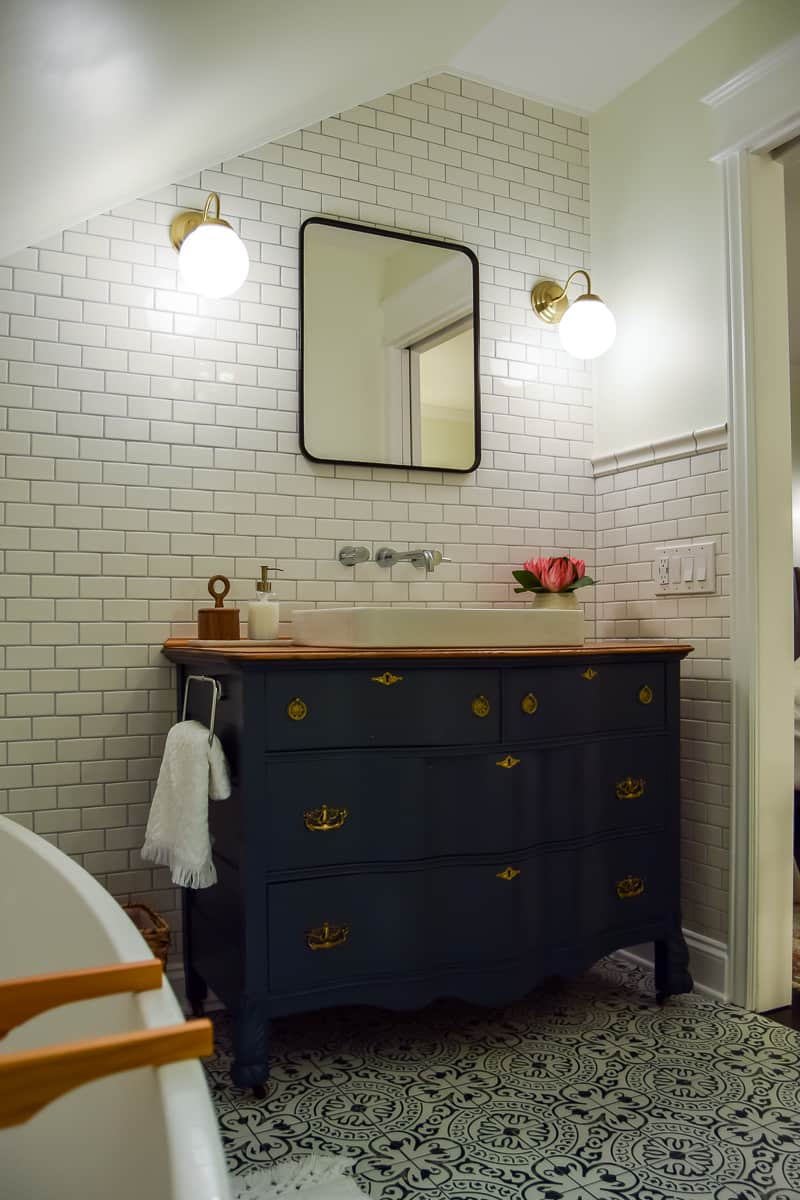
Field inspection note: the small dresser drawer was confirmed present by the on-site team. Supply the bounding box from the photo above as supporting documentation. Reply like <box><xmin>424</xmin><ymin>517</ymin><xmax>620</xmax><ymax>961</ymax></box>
<box><xmin>502</xmin><ymin>662</ymin><xmax>665</xmax><ymax>742</ymax></box>
<box><xmin>265</xmin><ymin>748</ymin><xmax>523</xmax><ymax>871</ymax></box>
<box><xmin>267</xmin><ymin>863</ymin><xmax>517</xmax><ymax>994</ymax></box>
<box><xmin>264</xmin><ymin>668</ymin><xmax>500</xmax><ymax>750</ymax></box>
<box><xmin>533</xmin><ymin>734</ymin><xmax>670</xmax><ymax>844</ymax></box>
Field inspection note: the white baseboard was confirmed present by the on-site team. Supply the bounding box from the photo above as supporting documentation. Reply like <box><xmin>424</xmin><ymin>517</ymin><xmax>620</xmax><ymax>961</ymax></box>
<box><xmin>614</xmin><ymin>930</ymin><xmax>728</xmax><ymax>1002</ymax></box>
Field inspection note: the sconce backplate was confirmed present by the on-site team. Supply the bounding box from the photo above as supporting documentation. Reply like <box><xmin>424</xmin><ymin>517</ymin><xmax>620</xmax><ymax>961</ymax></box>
<box><xmin>531</xmin><ymin>279</ymin><xmax>569</xmax><ymax>324</ymax></box>
<box><xmin>169</xmin><ymin>210</ymin><xmax>232</xmax><ymax>251</ymax></box>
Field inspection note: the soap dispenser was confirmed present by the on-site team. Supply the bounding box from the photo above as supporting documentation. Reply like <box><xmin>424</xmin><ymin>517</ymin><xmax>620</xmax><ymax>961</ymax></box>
<box><xmin>247</xmin><ymin>565</ymin><xmax>283</xmax><ymax>640</ymax></box>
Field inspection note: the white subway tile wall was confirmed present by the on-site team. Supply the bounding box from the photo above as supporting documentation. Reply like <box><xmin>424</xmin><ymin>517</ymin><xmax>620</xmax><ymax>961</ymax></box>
<box><xmin>595</xmin><ymin>445</ymin><xmax>731</xmax><ymax>939</ymax></box>
<box><xmin>0</xmin><ymin>74</ymin><xmax>595</xmax><ymax>943</ymax></box>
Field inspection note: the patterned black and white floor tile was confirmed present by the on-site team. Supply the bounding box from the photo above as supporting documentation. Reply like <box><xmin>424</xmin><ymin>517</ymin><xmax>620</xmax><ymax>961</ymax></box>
<box><xmin>204</xmin><ymin>959</ymin><xmax>800</xmax><ymax>1199</ymax></box>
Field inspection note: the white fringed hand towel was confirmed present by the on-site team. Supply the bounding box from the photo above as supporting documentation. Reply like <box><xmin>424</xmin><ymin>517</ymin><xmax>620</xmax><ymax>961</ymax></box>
<box><xmin>141</xmin><ymin>720</ymin><xmax>231</xmax><ymax>889</ymax></box>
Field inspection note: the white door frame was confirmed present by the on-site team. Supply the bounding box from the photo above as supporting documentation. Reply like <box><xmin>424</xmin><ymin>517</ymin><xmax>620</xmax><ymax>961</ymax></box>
<box><xmin>702</xmin><ymin>35</ymin><xmax>800</xmax><ymax>1010</ymax></box>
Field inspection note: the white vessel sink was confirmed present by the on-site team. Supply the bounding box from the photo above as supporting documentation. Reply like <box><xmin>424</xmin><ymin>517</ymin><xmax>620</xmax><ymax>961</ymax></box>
<box><xmin>292</xmin><ymin>606</ymin><xmax>584</xmax><ymax>648</ymax></box>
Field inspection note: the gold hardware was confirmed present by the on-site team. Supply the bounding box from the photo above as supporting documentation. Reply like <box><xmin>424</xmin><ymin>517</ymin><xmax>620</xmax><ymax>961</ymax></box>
<box><xmin>582</xmin><ymin>668</ymin><xmax>598</xmax><ymax>680</ymax></box>
<box><xmin>521</xmin><ymin>693</ymin><xmax>538</xmax><ymax>715</ymax></box>
<box><xmin>531</xmin><ymin>270</ymin><xmax>605</xmax><ymax>324</ymax></box>
<box><xmin>615</xmin><ymin>777</ymin><xmax>646</xmax><ymax>801</ymax></box>
<box><xmin>372</xmin><ymin>671</ymin><xmax>403</xmax><ymax>687</ymax></box>
<box><xmin>496</xmin><ymin>867</ymin><xmax>521</xmax><ymax>881</ymax></box>
<box><xmin>616</xmin><ymin>876</ymin><xmax>645</xmax><ymax>900</ymax></box>
<box><xmin>305</xmin><ymin>922</ymin><xmax>350</xmax><ymax>951</ymax></box>
<box><xmin>472</xmin><ymin>694</ymin><xmax>491</xmax><ymax>718</ymax></box>
<box><xmin>169</xmin><ymin>192</ymin><xmax>234</xmax><ymax>251</ymax></box>
<box><xmin>304</xmin><ymin>804</ymin><xmax>349</xmax><ymax>832</ymax></box>
<box><xmin>287</xmin><ymin>697</ymin><xmax>308</xmax><ymax>721</ymax></box>
<box><xmin>496</xmin><ymin>756</ymin><xmax>520</xmax><ymax>769</ymax></box>
<box><xmin>638</xmin><ymin>685</ymin><xmax>654</xmax><ymax>705</ymax></box>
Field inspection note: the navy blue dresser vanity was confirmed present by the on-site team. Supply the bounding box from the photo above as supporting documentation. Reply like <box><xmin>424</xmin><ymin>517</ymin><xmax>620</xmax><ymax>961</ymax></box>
<box><xmin>163</xmin><ymin>639</ymin><xmax>693</xmax><ymax>1089</ymax></box>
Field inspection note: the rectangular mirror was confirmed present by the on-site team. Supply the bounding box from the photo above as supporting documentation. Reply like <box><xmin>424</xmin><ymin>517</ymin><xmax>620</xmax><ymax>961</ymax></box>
<box><xmin>300</xmin><ymin>217</ymin><xmax>480</xmax><ymax>472</ymax></box>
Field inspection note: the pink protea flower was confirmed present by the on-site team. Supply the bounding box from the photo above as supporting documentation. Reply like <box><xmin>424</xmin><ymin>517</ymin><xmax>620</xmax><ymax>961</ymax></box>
<box><xmin>539</xmin><ymin>557</ymin><xmax>577</xmax><ymax>592</ymax></box>
<box><xmin>522</xmin><ymin>556</ymin><xmax>550</xmax><ymax>581</ymax></box>
<box><xmin>569</xmin><ymin>557</ymin><xmax>586</xmax><ymax>579</ymax></box>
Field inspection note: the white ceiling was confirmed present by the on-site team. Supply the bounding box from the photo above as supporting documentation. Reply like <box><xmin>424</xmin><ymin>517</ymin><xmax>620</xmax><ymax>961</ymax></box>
<box><xmin>1</xmin><ymin>0</ymin><xmax>743</xmax><ymax>260</ymax></box>
<box><xmin>0</xmin><ymin>0</ymin><xmax>504</xmax><ymax>261</ymax></box>
<box><xmin>451</xmin><ymin>0</ymin><xmax>743</xmax><ymax>114</ymax></box>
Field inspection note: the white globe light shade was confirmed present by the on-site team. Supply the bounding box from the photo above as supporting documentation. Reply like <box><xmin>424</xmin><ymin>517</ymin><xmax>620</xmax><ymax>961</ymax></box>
<box><xmin>178</xmin><ymin>223</ymin><xmax>249</xmax><ymax>298</ymax></box>
<box><xmin>558</xmin><ymin>296</ymin><xmax>616</xmax><ymax>359</ymax></box>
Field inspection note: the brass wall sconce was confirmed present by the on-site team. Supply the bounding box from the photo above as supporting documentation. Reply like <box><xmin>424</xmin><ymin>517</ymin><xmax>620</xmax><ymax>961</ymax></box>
<box><xmin>169</xmin><ymin>191</ymin><xmax>249</xmax><ymax>299</ymax></box>
<box><xmin>531</xmin><ymin>268</ymin><xmax>616</xmax><ymax>359</ymax></box>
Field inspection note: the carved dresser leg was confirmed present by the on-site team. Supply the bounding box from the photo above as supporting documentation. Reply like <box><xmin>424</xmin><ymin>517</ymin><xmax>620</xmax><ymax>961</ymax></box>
<box><xmin>654</xmin><ymin>927</ymin><xmax>693</xmax><ymax>1003</ymax></box>
<box><xmin>230</xmin><ymin>993</ymin><xmax>269</xmax><ymax>1091</ymax></box>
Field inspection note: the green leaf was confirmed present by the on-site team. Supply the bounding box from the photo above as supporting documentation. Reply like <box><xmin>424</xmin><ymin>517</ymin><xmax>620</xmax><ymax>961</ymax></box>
<box><xmin>567</xmin><ymin>575</ymin><xmax>595</xmax><ymax>591</ymax></box>
<box><xmin>512</xmin><ymin>569</ymin><xmax>541</xmax><ymax>591</ymax></box>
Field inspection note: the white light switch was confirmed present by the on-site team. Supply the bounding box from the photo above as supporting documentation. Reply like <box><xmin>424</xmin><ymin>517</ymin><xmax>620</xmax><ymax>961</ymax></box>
<box><xmin>654</xmin><ymin>541</ymin><xmax>716</xmax><ymax>595</ymax></box>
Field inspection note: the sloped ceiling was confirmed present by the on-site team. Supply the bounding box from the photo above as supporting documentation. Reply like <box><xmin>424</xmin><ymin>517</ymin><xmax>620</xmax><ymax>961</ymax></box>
<box><xmin>0</xmin><ymin>0</ymin><xmax>505</xmax><ymax>260</ymax></box>
<box><xmin>1</xmin><ymin>0</ymin><xmax>745</xmax><ymax>260</ymax></box>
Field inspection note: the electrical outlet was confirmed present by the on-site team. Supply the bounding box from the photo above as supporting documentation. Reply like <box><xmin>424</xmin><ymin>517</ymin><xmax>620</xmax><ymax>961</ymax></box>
<box><xmin>654</xmin><ymin>542</ymin><xmax>716</xmax><ymax>595</ymax></box>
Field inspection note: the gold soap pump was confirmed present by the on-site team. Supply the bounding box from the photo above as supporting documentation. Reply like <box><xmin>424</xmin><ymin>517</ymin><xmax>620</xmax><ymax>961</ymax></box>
<box><xmin>247</xmin><ymin>564</ymin><xmax>283</xmax><ymax>641</ymax></box>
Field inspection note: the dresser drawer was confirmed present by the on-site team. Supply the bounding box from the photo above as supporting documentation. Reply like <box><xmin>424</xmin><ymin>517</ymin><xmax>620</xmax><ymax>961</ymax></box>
<box><xmin>263</xmin><ymin>668</ymin><xmax>500</xmax><ymax>750</ymax></box>
<box><xmin>264</xmin><ymin>748</ymin><xmax>522</xmax><ymax>870</ymax></box>
<box><xmin>502</xmin><ymin>662</ymin><xmax>665</xmax><ymax>741</ymax></box>
<box><xmin>531</xmin><ymin>734</ymin><xmax>669</xmax><ymax>843</ymax></box>
<box><xmin>267</xmin><ymin>863</ymin><xmax>517</xmax><ymax>993</ymax></box>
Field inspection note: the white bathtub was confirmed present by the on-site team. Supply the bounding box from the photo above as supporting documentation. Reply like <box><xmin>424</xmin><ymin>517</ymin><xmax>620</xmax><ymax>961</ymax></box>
<box><xmin>0</xmin><ymin>815</ymin><xmax>230</xmax><ymax>1200</ymax></box>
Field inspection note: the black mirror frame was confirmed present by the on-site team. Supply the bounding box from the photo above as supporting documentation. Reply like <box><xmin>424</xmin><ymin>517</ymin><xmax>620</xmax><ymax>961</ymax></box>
<box><xmin>299</xmin><ymin>216</ymin><xmax>481</xmax><ymax>474</ymax></box>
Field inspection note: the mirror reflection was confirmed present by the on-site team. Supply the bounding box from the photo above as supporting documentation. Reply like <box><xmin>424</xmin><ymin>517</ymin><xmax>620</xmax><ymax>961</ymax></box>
<box><xmin>301</xmin><ymin>218</ymin><xmax>480</xmax><ymax>472</ymax></box>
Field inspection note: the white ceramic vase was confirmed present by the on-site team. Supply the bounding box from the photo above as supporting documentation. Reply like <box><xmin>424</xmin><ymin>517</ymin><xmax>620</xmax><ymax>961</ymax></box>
<box><xmin>533</xmin><ymin>590</ymin><xmax>580</xmax><ymax>611</ymax></box>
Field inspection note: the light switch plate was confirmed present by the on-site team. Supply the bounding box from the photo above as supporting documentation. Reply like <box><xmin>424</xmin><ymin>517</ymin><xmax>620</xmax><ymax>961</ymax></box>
<box><xmin>654</xmin><ymin>541</ymin><xmax>716</xmax><ymax>595</ymax></box>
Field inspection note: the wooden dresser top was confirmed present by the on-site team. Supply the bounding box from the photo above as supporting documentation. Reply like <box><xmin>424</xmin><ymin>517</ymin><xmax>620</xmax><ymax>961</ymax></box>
<box><xmin>162</xmin><ymin>638</ymin><xmax>693</xmax><ymax>664</ymax></box>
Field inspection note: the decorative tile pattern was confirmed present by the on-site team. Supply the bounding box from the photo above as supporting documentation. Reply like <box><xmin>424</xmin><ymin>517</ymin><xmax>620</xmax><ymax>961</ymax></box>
<box><xmin>205</xmin><ymin>959</ymin><xmax>800</xmax><ymax>1199</ymax></box>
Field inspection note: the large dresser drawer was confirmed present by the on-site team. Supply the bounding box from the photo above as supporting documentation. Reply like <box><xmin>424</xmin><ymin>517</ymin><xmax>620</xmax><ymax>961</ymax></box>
<box><xmin>267</xmin><ymin>863</ymin><xmax>517</xmax><ymax>993</ymax></box>
<box><xmin>263</xmin><ymin>667</ymin><xmax>500</xmax><ymax>750</ymax></box>
<box><xmin>502</xmin><ymin>661</ymin><xmax>665</xmax><ymax>741</ymax></box>
<box><xmin>267</xmin><ymin>833</ymin><xmax>672</xmax><ymax>994</ymax></box>
<box><xmin>263</xmin><ymin>735</ymin><xmax>668</xmax><ymax>872</ymax></box>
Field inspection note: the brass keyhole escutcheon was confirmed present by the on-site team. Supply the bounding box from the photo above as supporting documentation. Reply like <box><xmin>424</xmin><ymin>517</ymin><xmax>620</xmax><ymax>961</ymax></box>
<box><xmin>372</xmin><ymin>671</ymin><xmax>403</xmax><ymax>687</ymax></box>
<box><xmin>496</xmin><ymin>756</ymin><xmax>520</xmax><ymax>769</ymax></box>
<box><xmin>616</xmin><ymin>875</ymin><xmax>645</xmax><ymax>899</ymax></box>
<box><xmin>472</xmin><ymin>695</ymin><xmax>491</xmax><ymax>718</ymax></box>
<box><xmin>582</xmin><ymin>668</ymin><xmax>598</xmax><ymax>681</ymax></box>
<box><xmin>521</xmin><ymin>693</ymin><xmax>538</xmax><ymax>715</ymax></box>
<box><xmin>638</xmin><ymin>685</ymin><xmax>654</xmax><ymax>705</ymax></box>
<box><xmin>496</xmin><ymin>867</ymin><xmax>521</xmax><ymax>881</ymax></box>
<box><xmin>615</xmin><ymin>777</ymin><xmax>646</xmax><ymax>801</ymax></box>
<box><xmin>287</xmin><ymin>697</ymin><xmax>308</xmax><ymax>721</ymax></box>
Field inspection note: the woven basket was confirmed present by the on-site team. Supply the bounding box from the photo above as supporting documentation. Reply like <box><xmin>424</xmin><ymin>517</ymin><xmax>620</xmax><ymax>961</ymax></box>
<box><xmin>122</xmin><ymin>902</ymin><xmax>170</xmax><ymax>967</ymax></box>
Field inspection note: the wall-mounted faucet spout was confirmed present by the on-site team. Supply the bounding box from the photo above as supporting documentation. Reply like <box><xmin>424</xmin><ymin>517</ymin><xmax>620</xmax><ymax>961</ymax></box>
<box><xmin>375</xmin><ymin>547</ymin><xmax>450</xmax><ymax>574</ymax></box>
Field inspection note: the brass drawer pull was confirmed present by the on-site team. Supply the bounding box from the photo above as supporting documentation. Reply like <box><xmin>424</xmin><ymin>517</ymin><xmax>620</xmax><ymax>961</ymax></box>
<box><xmin>496</xmin><ymin>867</ymin><xmax>521</xmax><ymax>881</ymax></box>
<box><xmin>305</xmin><ymin>922</ymin><xmax>350</xmax><ymax>951</ymax></box>
<box><xmin>521</xmin><ymin>692</ymin><xmax>538</xmax><ymax>715</ymax></box>
<box><xmin>472</xmin><ymin>694</ymin><xmax>491</xmax><ymax>718</ymax></box>
<box><xmin>616</xmin><ymin>876</ymin><xmax>645</xmax><ymax>899</ymax></box>
<box><xmin>287</xmin><ymin>697</ymin><xmax>308</xmax><ymax>721</ymax></box>
<box><xmin>582</xmin><ymin>668</ymin><xmax>598</xmax><ymax>680</ymax></box>
<box><xmin>304</xmin><ymin>804</ymin><xmax>349</xmax><ymax>832</ymax></box>
<box><xmin>496</xmin><ymin>755</ymin><xmax>520</xmax><ymax>769</ymax></box>
<box><xmin>638</xmin><ymin>685</ymin><xmax>654</xmax><ymax>705</ymax></box>
<box><xmin>372</xmin><ymin>671</ymin><xmax>403</xmax><ymax>687</ymax></box>
<box><xmin>615</xmin><ymin>777</ymin><xmax>646</xmax><ymax>801</ymax></box>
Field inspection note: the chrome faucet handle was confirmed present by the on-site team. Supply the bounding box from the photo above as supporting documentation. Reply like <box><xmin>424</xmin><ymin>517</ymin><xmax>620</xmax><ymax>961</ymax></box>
<box><xmin>338</xmin><ymin>545</ymin><xmax>371</xmax><ymax>567</ymax></box>
<box><xmin>430</xmin><ymin>550</ymin><xmax>452</xmax><ymax>567</ymax></box>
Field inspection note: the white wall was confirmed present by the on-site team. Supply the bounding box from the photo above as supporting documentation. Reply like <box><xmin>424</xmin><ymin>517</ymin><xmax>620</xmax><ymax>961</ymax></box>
<box><xmin>787</xmin><ymin>157</ymin><xmax>800</xmax><ymax>563</ymax></box>
<box><xmin>591</xmin><ymin>0</ymin><xmax>800</xmax><ymax>456</ymax></box>
<box><xmin>0</xmin><ymin>73</ymin><xmax>593</xmax><ymax>940</ymax></box>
